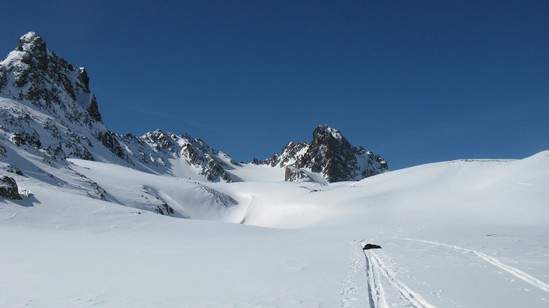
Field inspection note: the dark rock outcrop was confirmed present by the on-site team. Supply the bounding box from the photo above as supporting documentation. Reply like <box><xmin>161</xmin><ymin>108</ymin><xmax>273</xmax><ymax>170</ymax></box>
<box><xmin>141</xmin><ymin>130</ymin><xmax>235</xmax><ymax>182</ymax></box>
<box><xmin>4</xmin><ymin>164</ymin><xmax>23</xmax><ymax>175</ymax></box>
<box><xmin>0</xmin><ymin>176</ymin><xmax>21</xmax><ymax>200</ymax></box>
<box><xmin>96</xmin><ymin>131</ymin><xmax>127</xmax><ymax>160</ymax></box>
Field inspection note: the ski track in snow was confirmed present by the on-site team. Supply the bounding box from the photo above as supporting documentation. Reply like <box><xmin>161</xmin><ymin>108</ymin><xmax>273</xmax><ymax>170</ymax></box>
<box><xmin>362</xmin><ymin>245</ymin><xmax>434</xmax><ymax>308</ymax></box>
<box><xmin>364</xmin><ymin>251</ymin><xmax>388</xmax><ymax>308</ymax></box>
<box><xmin>0</xmin><ymin>211</ymin><xmax>18</xmax><ymax>220</ymax></box>
<box><xmin>404</xmin><ymin>238</ymin><xmax>549</xmax><ymax>293</ymax></box>
<box><xmin>340</xmin><ymin>242</ymin><xmax>364</xmax><ymax>307</ymax></box>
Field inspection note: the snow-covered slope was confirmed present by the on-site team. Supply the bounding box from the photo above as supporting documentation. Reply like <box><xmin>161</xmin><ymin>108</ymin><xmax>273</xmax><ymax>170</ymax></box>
<box><xmin>1</xmin><ymin>151</ymin><xmax>548</xmax><ymax>307</ymax></box>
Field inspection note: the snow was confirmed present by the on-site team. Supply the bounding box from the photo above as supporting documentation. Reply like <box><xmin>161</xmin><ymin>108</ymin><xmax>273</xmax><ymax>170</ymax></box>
<box><xmin>1</xmin><ymin>151</ymin><xmax>549</xmax><ymax>307</ymax></box>
<box><xmin>228</xmin><ymin>162</ymin><xmax>286</xmax><ymax>182</ymax></box>
<box><xmin>19</xmin><ymin>31</ymin><xmax>39</xmax><ymax>42</ymax></box>
<box><xmin>1</xmin><ymin>50</ymin><xmax>25</xmax><ymax>67</ymax></box>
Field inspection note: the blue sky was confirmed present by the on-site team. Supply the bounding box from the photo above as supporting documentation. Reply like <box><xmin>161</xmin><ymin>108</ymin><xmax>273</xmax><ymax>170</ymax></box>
<box><xmin>1</xmin><ymin>1</ymin><xmax>547</xmax><ymax>169</ymax></box>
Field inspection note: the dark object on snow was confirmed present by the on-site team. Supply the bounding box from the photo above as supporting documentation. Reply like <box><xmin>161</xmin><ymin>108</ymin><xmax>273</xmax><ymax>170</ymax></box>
<box><xmin>362</xmin><ymin>243</ymin><xmax>382</xmax><ymax>250</ymax></box>
<box><xmin>0</xmin><ymin>176</ymin><xmax>21</xmax><ymax>200</ymax></box>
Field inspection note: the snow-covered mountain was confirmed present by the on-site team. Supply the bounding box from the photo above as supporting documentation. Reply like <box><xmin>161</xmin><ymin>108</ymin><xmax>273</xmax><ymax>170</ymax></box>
<box><xmin>0</xmin><ymin>32</ymin><xmax>109</xmax><ymax>162</ymax></box>
<box><xmin>0</xmin><ymin>32</ymin><xmax>385</xmax><ymax>193</ymax></box>
<box><xmin>2</xmin><ymin>32</ymin><xmax>548</xmax><ymax>307</ymax></box>
<box><xmin>0</xmin><ymin>32</ymin><xmax>240</xmax><ymax>180</ymax></box>
<box><xmin>255</xmin><ymin>124</ymin><xmax>387</xmax><ymax>183</ymax></box>
<box><xmin>0</xmin><ymin>32</ymin><xmax>248</xmax><ymax>215</ymax></box>
<box><xmin>0</xmin><ymin>32</ymin><xmax>387</xmax><ymax>216</ymax></box>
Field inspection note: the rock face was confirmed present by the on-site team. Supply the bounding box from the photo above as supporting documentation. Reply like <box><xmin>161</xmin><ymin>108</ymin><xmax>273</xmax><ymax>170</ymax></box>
<box><xmin>1</xmin><ymin>32</ymin><xmax>102</xmax><ymax>123</ymax></box>
<box><xmin>0</xmin><ymin>176</ymin><xmax>21</xmax><ymax>200</ymax></box>
<box><xmin>139</xmin><ymin>130</ymin><xmax>234</xmax><ymax>182</ymax></box>
<box><xmin>256</xmin><ymin>125</ymin><xmax>388</xmax><ymax>183</ymax></box>
<box><xmin>0</xmin><ymin>32</ymin><xmax>112</xmax><ymax>164</ymax></box>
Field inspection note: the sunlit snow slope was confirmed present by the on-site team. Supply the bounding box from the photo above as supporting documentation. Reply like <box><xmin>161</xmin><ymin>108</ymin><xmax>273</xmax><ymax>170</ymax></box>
<box><xmin>1</xmin><ymin>151</ymin><xmax>548</xmax><ymax>307</ymax></box>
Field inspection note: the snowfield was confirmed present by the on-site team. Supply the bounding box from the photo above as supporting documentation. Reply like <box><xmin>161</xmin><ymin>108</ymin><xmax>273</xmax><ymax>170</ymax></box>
<box><xmin>1</xmin><ymin>151</ymin><xmax>549</xmax><ymax>307</ymax></box>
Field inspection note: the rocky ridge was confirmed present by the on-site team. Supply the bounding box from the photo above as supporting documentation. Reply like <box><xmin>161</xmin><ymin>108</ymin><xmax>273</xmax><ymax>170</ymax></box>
<box><xmin>0</xmin><ymin>32</ymin><xmax>237</xmax><ymax>183</ymax></box>
<box><xmin>255</xmin><ymin>125</ymin><xmax>388</xmax><ymax>183</ymax></box>
<box><xmin>0</xmin><ymin>32</ymin><xmax>240</xmax><ymax>216</ymax></box>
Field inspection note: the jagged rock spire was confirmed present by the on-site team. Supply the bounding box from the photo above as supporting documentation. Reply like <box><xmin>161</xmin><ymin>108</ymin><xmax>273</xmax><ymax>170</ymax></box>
<box><xmin>0</xmin><ymin>32</ymin><xmax>103</xmax><ymax>123</ymax></box>
<box><xmin>256</xmin><ymin>124</ymin><xmax>388</xmax><ymax>183</ymax></box>
<box><xmin>15</xmin><ymin>32</ymin><xmax>47</xmax><ymax>63</ymax></box>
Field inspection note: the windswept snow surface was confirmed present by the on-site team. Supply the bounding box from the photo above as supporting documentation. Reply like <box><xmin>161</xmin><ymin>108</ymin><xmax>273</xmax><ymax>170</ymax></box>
<box><xmin>2</xmin><ymin>151</ymin><xmax>549</xmax><ymax>307</ymax></box>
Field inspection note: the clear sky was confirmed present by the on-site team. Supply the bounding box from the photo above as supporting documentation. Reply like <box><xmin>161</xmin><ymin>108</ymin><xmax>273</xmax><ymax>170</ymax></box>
<box><xmin>1</xmin><ymin>1</ymin><xmax>547</xmax><ymax>169</ymax></box>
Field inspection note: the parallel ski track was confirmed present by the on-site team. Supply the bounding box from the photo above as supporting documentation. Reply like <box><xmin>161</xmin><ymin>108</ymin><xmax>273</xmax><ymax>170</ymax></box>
<box><xmin>364</xmin><ymin>250</ymin><xmax>387</xmax><ymax>308</ymax></box>
<box><xmin>362</xmin><ymin>247</ymin><xmax>434</xmax><ymax>308</ymax></box>
<box><xmin>404</xmin><ymin>238</ymin><xmax>549</xmax><ymax>293</ymax></box>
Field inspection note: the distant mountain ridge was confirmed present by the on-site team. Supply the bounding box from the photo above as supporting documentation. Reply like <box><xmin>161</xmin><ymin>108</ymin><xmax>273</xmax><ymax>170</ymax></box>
<box><xmin>0</xmin><ymin>32</ymin><xmax>387</xmax><ymax>189</ymax></box>
<box><xmin>254</xmin><ymin>125</ymin><xmax>387</xmax><ymax>183</ymax></box>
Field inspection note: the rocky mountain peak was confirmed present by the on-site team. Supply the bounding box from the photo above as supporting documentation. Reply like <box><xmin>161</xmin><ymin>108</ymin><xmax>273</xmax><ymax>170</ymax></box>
<box><xmin>0</xmin><ymin>32</ymin><xmax>102</xmax><ymax>123</ymax></box>
<box><xmin>311</xmin><ymin>124</ymin><xmax>344</xmax><ymax>146</ymax></box>
<box><xmin>15</xmin><ymin>32</ymin><xmax>47</xmax><ymax>62</ymax></box>
<box><xmin>256</xmin><ymin>125</ymin><xmax>388</xmax><ymax>183</ymax></box>
<box><xmin>0</xmin><ymin>32</ymin><xmax>239</xmax><ymax>185</ymax></box>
